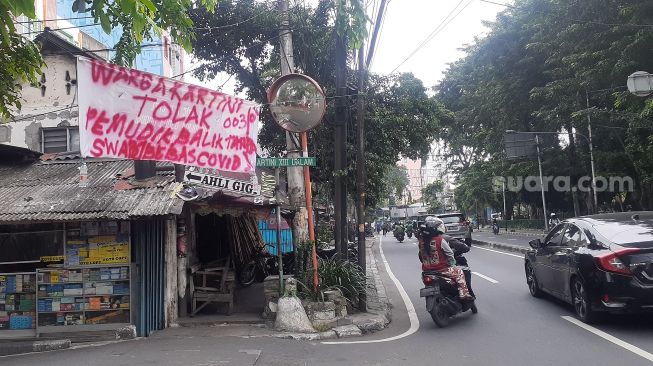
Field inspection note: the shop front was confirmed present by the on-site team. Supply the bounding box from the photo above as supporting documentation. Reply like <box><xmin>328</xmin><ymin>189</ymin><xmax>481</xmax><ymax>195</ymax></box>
<box><xmin>177</xmin><ymin>167</ymin><xmax>293</xmax><ymax>319</ymax></box>
<box><xmin>0</xmin><ymin>149</ymin><xmax>183</xmax><ymax>339</ymax></box>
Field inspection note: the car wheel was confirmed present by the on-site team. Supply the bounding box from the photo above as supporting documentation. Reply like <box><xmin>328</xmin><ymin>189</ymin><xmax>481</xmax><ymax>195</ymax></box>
<box><xmin>571</xmin><ymin>278</ymin><xmax>599</xmax><ymax>323</ymax></box>
<box><xmin>526</xmin><ymin>262</ymin><xmax>543</xmax><ymax>298</ymax></box>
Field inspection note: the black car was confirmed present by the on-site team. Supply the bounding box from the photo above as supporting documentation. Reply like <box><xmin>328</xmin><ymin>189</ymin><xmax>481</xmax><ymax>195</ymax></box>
<box><xmin>525</xmin><ymin>212</ymin><xmax>653</xmax><ymax>323</ymax></box>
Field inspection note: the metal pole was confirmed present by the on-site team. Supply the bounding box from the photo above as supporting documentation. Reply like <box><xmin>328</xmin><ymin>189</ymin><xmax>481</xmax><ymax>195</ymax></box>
<box><xmin>275</xmin><ymin>167</ymin><xmax>284</xmax><ymax>296</ymax></box>
<box><xmin>586</xmin><ymin>90</ymin><xmax>599</xmax><ymax>212</ymax></box>
<box><xmin>300</xmin><ymin>132</ymin><xmax>319</xmax><ymax>289</ymax></box>
<box><xmin>502</xmin><ymin>179</ymin><xmax>507</xmax><ymax>220</ymax></box>
<box><xmin>536</xmin><ymin>135</ymin><xmax>549</xmax><ymax>232</ymax></box>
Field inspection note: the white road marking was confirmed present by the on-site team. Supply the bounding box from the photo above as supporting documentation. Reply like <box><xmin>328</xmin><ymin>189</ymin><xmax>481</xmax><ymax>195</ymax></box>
<box><xmin>474</xmin><ymin>246</ymin><xmax>524</xmax><ymax>258</ymax></box>
<box><xmin>562</xmin><ymin>316</ymin><xmax>653</xmax><ymax>362</ymax></box>
<box><xmin>323</xmin><ymin>235</ymin><xmax>420</xmax><ymax>345</ymax></box>
<box><xmin>507</xmin><ymin>238</ymin><xmax>517</xmax><ymax>241</ymax></box>
<box><xmin>472</xmin><ymin>271</ymin><xmax>499</xmax><ymax>284</ymax></box>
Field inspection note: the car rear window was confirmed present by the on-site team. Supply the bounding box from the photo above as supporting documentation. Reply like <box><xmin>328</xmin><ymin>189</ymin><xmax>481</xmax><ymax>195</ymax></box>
<box><xmin>438</xmin><ymin>215</ymin><xmax>465</xmax><ymax>224</ymax></box>
<box><xmin>594</xmin><ymin>222</ymin><xmax>653</xmax><ymax>247</ymax></box>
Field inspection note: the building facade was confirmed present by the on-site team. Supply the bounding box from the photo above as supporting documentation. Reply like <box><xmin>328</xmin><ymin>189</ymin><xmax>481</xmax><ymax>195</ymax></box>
<box><xmin>6</xmin><ymin>0</ymin><xmax>185</xmax><ymax>154</ymax></box>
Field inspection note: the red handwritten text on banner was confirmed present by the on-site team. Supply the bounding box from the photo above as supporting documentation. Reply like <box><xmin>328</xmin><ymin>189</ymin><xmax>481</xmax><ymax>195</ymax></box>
<box><xmin>76</xmin><ymin>57</ymin><xmax>259</xmax><ymax>173</ymax></box>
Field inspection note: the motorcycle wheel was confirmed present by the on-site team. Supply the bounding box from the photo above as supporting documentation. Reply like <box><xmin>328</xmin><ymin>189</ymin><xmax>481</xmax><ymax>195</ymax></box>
<box><xmin>237</xmin><ymin>261</ymin><xmax>257</xmax><ymax>287</ymax></box>
<box><xmin>430</xmin><ymin>299</ymin><xmax>450</xmax><ymax>328</ymax></box>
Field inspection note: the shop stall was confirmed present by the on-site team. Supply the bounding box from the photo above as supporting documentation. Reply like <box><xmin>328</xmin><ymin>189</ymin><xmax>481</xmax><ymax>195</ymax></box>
<box><xmin>0</xmin><ymin>220</ymin><xmax>132</xmax><ymax>338</ymax></box>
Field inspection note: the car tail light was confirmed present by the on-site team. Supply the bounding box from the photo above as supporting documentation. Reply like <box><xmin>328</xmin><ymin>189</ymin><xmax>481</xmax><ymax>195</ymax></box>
<box><xmin>422</xmin><ymin>276</ymin><xmax>433</xmax><ymax>285</ymax></box>
<box><xmin>595</xmin><ymin>248</ymin><xmax>641</xmax><ymax>276</ymax></box>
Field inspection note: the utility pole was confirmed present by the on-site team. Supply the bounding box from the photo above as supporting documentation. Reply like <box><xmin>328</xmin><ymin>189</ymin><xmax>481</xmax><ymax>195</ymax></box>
<box><xmin>586</xmin><ymin>90</ymin><xmax>598</xmax><ymax>213</ymax></box>
<box><xmin>354</xmin><ymin>0</ymin><xmax>386</xmax><ymax>309</ymax></box>
<box><xmin>535</xmin><ymin>135</ymin><xmax>549</xmax><ymax>232</ymax></box>
<box><xmin>355</xmin><ymin>43</ymin><xmax>367</xmax><ymax>308</ymax></box>
<box><xmin>334</xmin><ymin>7</ymin><xmax>348</xmax><ymax>259</ymax></box>
<box><xmin>278</xmin><ymin>0</ymin><xmax>309</xmax><ymax>243</ymax></box>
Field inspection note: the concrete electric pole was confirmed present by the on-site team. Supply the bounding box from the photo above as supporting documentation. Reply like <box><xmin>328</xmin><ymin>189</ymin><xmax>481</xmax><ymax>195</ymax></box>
<box><xmin>278</xmin><ymin>0</ymin><xmax>309</xmax><ymax>243</ymax></box>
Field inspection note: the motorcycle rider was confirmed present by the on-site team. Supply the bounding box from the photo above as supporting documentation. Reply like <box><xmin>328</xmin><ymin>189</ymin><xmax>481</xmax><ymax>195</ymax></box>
<box><xmin>418</xmin><ymin>216</ymin><xmax>474</xmax><ymax>301</ymax></box>
<box><xmin>548</xmin><ymin>212</ymin><xmax>560</xmax><ymax>227</ymax></box>
<box><xmin>405</xmin><ymin>221</ymin><xmax>414</xmax><ymax>236</ymax></box>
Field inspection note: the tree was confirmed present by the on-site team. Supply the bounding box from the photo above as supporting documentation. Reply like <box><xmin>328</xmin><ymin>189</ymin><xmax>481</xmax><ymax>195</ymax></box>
<box><xmin>1</xmin><ymin>0</ymin><xmax>217</xmax><ymax>119</ymax></box>
<box><xmin>380</xmin><ymin>165</ymin><xmax>409</xmax><ymax>206</ymax></box>
<box><xmin>188</xmin><ymin>0</ymin><xmax>447</xmax><ymax>209</ymax></box>
<box><xmin>437</xmin><ymin>0</ymin><xmax>653</xmax><ymax>216</ymax></box>
<box><xmin>1</xmin><ymin>0</ymin><xmax>42</xmax><ymax>118</ymax></box>
<box><xmin>422</xmin><ymin>181</ymin><xmax>444</xmax><ymax>211</ymax></box>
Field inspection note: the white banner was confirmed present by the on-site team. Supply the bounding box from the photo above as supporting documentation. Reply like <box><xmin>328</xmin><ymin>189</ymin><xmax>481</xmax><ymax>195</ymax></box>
<box><xmin>77</xmin><ymin>57</ymin><xmax>260</xmax><ymax>173</ymax></box>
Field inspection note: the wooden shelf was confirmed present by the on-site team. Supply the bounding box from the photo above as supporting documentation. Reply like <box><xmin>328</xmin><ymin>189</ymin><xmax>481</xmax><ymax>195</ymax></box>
<box><xmin>38</xmin><ymin>310</ymin><xmax>84</xmax><ymax>314</ymax></box>
<box><xmin>85</xmin><ymin>308</ymin><xmax>129</xmax><ymax>312</ymax></box>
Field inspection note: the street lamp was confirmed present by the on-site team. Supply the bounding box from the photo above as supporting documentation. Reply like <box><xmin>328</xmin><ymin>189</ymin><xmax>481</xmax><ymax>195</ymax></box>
<box><xmin>627</xmin><ymin>71</ymin><xmax>653</xmax><ymax>97</ymax></box>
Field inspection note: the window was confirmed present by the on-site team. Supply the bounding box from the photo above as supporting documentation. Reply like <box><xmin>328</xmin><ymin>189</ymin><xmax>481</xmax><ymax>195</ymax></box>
<box><xmin>41</xmin><ymin>127</ymin><xmax>79</xmax><ymax>153</ymax></box>
<box><xmin>544</xmin><ymin>224</ymin><xmax>566</xmax><ymax>246</ymax></box>
<box><xmin>438</xmin><ymin>214</ymin><xmax>465</xmax><ymax>224</ymax></box>
<box><xmin>562</xmin><ymin>224</ymin><xmax>588</xmax><ymax>247</ymax></box>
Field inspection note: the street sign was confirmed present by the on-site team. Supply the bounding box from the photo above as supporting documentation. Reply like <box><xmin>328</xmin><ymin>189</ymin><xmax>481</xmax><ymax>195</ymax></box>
<box><xmin>184</xmin><ymin>171</ymin><xmax>261</xmax><ymax>196</ymax></box>
<box><xmin>256</xmin><ymin>157</ymin><xmax>317</xmax><ymax>167</ymax></box>
<box><xmin>504</xmin><ymin>132</ymin><xmax>536</xmax><ymax>159</ymax></box>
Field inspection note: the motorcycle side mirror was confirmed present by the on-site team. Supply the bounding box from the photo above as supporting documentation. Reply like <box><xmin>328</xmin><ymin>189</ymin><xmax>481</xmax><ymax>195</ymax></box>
<box><xmin>529</xmin><ymin>239</ymin><xmax>543</xmax><ymax>249</ymax></box>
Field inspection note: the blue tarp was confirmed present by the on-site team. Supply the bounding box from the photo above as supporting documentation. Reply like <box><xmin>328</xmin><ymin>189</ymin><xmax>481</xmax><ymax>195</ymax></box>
<box><xmin>258</xmin><ymin>220</ymin><xmax>293</xmax><ymax>255</ymax></box>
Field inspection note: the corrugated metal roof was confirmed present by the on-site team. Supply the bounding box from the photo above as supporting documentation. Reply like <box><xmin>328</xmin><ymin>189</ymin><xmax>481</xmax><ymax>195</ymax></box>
<box><xmin>0</xmin><ymin>159</ymin><xmax>183</xmax><ymax>223</ymax></box>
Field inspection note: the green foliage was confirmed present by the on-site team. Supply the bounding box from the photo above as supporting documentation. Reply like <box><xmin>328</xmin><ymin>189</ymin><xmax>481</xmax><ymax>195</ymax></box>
<box><xmin>422</xmin><ymin>180</ymin><xmax>444</xmax><ymax>211</ymax></box>
<box><xmin>380</xmin><ymin>165</ymin><xmax>409</xmax><ymax>206</ymax></box>
<box><xmin>334</xmin><ymin>0</ymin><xmax>368</xmax><ymax>49</ymax></box>
<box><xmin>189</xmin><ymin>0</ymin><xmax>447</xmax><ymax>210</ymax></box>
<box><xmin>0</xmin><ymin>0</ymin><xmax>43</xmax><ymax>119</ymax></box>
<box><xmin>79</xmin><ymin>0</ymin><xmax>217</xmax><ymax>66</ymax></box>
<box><xmin>437</xmin><ymin>0</ymin><xmax>653</xmax><ymax>215</ymax></box>
<box><xmin>298</xmin><ymin>257</ymin><xmax>367</xmax><ymax>306</ymax></box>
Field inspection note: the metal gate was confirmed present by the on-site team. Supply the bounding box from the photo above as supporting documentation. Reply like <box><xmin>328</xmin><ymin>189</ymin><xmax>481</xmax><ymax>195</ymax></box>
<box><xmin>132</xmin><ymin>219</ymin><xmax>166</xmax><ymax>337</ymax></box>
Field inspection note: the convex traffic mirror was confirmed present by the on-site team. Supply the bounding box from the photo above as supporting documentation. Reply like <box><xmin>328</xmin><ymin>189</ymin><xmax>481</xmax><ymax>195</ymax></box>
<box><xmin>267</xmin><ymin>73</ymin><xmax>326</xmax><ymax>133</ymax></box>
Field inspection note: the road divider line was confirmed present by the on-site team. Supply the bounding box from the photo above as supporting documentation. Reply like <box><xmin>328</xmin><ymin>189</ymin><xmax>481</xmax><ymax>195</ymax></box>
<box><xmin>562</xmin><ymin>316</ymin><xmax>653</xmax><ymax>362</ymax></box>
<box><xmin>474</xmin><ymin>246</ymin><xmax>524</xmax><ymax>258</ymax></box>
<box><xmin>472</xmin><ymin>271</ymin><xmax>499</xmax><ymax>284</ymax></box>
<box><xmin>323</xmin><ymin>235</ymin><xmax>420</xmax><ymax>345</ymax></box>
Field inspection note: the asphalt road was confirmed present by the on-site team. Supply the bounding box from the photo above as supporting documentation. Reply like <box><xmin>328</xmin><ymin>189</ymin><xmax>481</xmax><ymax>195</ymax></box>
<box><xmin>6</xmin><ymin>235</ymin><xmax>653</xmax><ymax>365</ymax></box>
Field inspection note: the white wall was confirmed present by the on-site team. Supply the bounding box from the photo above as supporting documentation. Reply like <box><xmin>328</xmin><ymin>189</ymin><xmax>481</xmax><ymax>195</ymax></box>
<box><xmin>3</xmin><ymin>54</ymin><xmax>79</xmax><ymax>151</ymax></box>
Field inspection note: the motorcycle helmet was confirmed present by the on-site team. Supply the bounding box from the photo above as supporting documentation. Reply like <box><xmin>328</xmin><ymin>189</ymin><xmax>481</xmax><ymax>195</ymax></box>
<box><xmin>424</xmin><ymin>216</ymin><xmax>445</xmax><ymax>235</ymax></box>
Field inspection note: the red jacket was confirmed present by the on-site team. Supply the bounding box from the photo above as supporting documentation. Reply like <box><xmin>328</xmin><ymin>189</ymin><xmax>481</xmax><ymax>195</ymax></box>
<box><xmin>418</xmin><ymin>236</ymin><xmax>449</xmax><ymax>271</ymax></box>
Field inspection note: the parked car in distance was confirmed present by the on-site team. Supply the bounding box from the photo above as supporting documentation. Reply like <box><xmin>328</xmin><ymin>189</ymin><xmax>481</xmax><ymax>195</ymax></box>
<box><xmin>436</xmin><ymin>212</ymin><xmax>471</xmax><ymax>241</ymax></box>
<box><xmin>525</xmin><ymin>211</ymin><xmax>653</xmax><ymax>323</ymax></box>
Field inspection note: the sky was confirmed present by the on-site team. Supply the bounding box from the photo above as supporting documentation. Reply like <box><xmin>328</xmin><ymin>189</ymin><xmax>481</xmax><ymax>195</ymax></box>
<box><xmin>186</xmin><ymin>0</ymin><xmax>510</xmax><ymax>95</ymax></box>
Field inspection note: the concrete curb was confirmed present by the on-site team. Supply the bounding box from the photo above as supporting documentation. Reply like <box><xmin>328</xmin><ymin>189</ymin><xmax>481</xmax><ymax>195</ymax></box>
<box><xmin>472</xmin><ymin>239</ymin><xmax>529</xmax><ymax>255</ymax></box>
<box><xmin>476</xmin><ymin>229</ymin><xmax>544</xmax><ymax>237</ymax></box>
<box><xmin>0</xmin><ymin>339</ymin><xmax>71</xmax><ymax>357</ymax></box>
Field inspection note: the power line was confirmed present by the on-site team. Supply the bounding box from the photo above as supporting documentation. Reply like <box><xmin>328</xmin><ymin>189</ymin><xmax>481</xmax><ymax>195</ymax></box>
<box><xmin>390</xmin><ymin>0</ymin><xmax>473</xmax><ymax>73</ymax></box>
<box><xmin>15</xmin><ymin>16</ymin><xmax>95</xmax><ymax>24</ymax></box>
<box><xmin>41</xmin><ymin>43</ymin><xmax>167</xmax><ymax>56</ymax></box>
<box><xmin>22</xmin><ymin>23</ymin><xmax>100</xmax><ymax>36</ymax></box>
